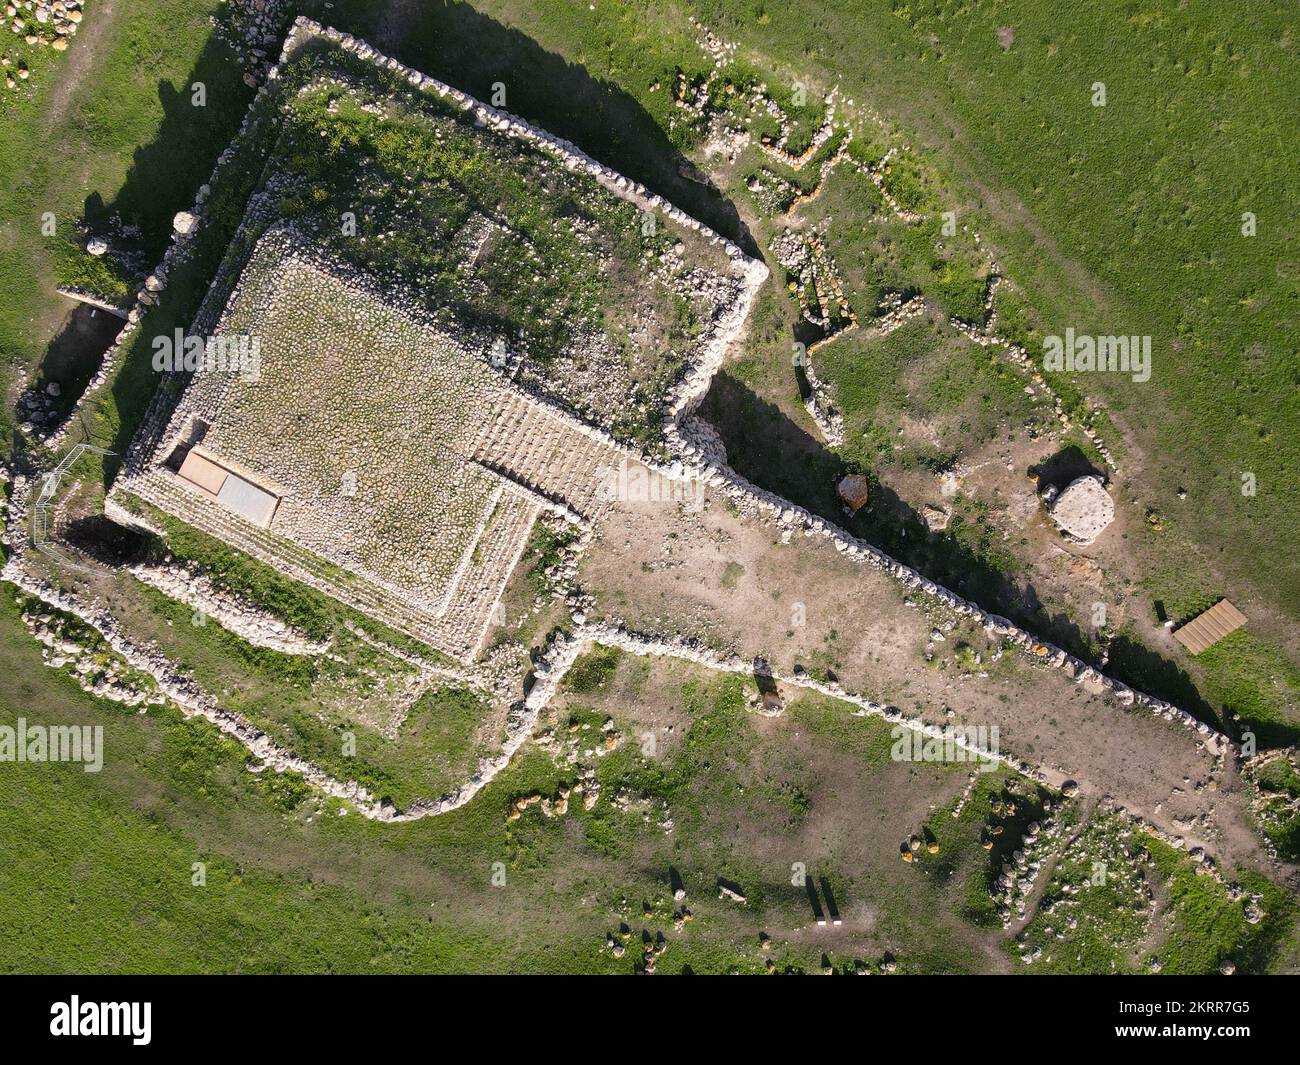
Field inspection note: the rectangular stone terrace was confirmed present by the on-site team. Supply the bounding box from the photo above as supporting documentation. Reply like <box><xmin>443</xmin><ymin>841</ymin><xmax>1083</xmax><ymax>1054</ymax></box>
<box><xmin>112</xmin><ymin>233</ymin><xmax>632</xmax><ymax>661</ymax></box>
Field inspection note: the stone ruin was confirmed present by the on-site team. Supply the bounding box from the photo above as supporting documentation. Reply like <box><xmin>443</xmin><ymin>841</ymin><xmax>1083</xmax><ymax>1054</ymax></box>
<box><xmin>8</xmin><ymin>17</ymin><xmax>1237</xmax><ymax>844</ymax></box>
<box><xmin>103</xmin><ymin>19</ymin><xmax>768</xmax><ymax>666</ymax></box>
<box><xmin>110</xmin><ymin>235</ymin><xmax>640</xmax><ymax>662</ymax></box>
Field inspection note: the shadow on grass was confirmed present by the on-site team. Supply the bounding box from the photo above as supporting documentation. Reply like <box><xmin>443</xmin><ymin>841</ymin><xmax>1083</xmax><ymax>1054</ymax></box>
<box><xmin>327</xmin><ymin>0</ymin><xmax>760</xmax><ymax>258</ymax></box>
<box><xmin>20</xmin><ymin>29</ymin><xmax>255</xmax><ymax>478</ymax></box>
<box><xmin>34</xmin><ymin>302</ymin><xmax>122</xmax><ymax>420</ymax></box>
<box><xmin>1105</xmin><ymin>634</ymin><xmax>1223</xmax><ymax>733</ymax></box>
<box><xmin>701</xmin><ymin>371</ymin><xmax>1078</xmax><ymax>636</ymax></box>
<box><xmin>62</xmin><ymin>513</ymin><xmax>147</xmax><ymax>567</ymax></box>
<box><xmin>83</xmin><ymin>41</ymin><xmax>254</xmax><ymax>267</ymax></box>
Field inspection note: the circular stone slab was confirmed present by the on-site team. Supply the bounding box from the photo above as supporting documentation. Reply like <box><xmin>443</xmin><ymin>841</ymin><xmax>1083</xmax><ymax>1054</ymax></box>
<box><xmin>1048</xmin><ymin>475</ymin><xmax>1114</xmax><ymax>544</ymax></box>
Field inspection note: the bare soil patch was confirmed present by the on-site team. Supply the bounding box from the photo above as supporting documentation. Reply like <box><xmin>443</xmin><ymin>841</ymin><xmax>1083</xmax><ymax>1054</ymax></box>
<box><xmin>580</xmin><ymin>481</ymin><xmax>1268</xmax><ymax>872</ymax></box>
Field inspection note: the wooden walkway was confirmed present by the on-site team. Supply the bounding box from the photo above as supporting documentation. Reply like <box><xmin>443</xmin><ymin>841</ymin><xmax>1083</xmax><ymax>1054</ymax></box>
<box><xmin>1173</xmin><ymin>600</ymin><xmax>1247</xmax><ymax>654</ymax></box>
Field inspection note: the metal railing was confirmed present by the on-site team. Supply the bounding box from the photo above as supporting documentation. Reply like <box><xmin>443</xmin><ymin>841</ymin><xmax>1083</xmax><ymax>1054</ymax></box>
<box><xmin>31</xmin><ymin>443</ymin><xmax>115</xmax><ymax>566</ymax></box>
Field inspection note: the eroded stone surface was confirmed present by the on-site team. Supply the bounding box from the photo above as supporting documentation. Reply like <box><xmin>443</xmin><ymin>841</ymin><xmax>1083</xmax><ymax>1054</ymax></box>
<box><xmin>1048</xmin><ymin>475</ymin><xmax>1115</xmax><ymax>545</ymax></box>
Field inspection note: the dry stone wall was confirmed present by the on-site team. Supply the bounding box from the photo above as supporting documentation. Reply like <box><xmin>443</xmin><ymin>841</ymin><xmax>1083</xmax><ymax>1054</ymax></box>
<box><xmin>3</xmin><ymin>482</ymin><xmax>387</xmax><ymax>816</ymax></box>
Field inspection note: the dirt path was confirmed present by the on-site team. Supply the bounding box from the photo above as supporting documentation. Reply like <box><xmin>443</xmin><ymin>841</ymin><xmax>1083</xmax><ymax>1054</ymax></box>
<box><xmin>43</xmin><ymin>0</ymin><xmax>120</xmax><ymax>131</ymax></box>
<box><xmin>23</xmin><ymin>1</ymin><xmax>124</xmax><ymax>351</ymax></box>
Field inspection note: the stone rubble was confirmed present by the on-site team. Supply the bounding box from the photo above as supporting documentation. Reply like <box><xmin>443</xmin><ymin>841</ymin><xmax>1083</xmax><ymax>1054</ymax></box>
<box><xmin>1</xmin><ymin>0</ymin><xmax>82</xmax><ymax>93</ymax></box>
<box><xmin>20</xmin><ymin>600</ymin><xmax>163</xmax><ymax>709</ymax></box>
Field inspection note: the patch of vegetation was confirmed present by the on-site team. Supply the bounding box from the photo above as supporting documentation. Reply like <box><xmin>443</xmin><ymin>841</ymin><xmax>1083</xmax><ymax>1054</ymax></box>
<box><xmin>719</xmin><ymin>560</ymin><xmax>745</xmax><ymax>590</ymax></box>
<box><xmin>1144</xmin><ymin>838</ymin><xmax>1295</xmax><ymax>976</ymax></box>
<box><xmin>526</xmin><ymin>519</ymin><xmax>578</xmax><ymax>596</ymax></box>
<box><xmin>1196</xmin><ymin>633</ymin><xmax>1300</xmax><ymax>748</ymax></box>
<box><xmin>563</xmin><ymin>646</ymin><xmax>624</xmax><ymax>695</ymax></box>
<box><xmin>133</xmin><ymin>498</ymin><xmax>449</xmax><ymax>663</ymax></box>
<box><xmin>255</xmin><ymin>769</ymin><xmax>313</xmax><ymax>814</ymax></box>
<box><xmin>1247</xmin><ymin>753</ymin><xmax>1300</xmax><ymax>862</ymax></box>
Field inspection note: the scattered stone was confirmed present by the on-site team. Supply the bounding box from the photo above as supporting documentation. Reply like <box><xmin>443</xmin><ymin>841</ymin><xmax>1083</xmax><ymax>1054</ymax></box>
<box><xmin>718</xmin><ymin>883</ymin><xmax>746</xmax><ymax>904</ymax></box>
<box><xmin>836</xmin><ymin>473</ymin><xmax>870</xmax><ymax>513</ymax></box>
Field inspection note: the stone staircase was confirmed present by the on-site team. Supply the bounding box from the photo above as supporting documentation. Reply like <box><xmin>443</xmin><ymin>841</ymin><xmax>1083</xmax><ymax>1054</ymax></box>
<box><xmin>469</xmin><ymin>389</ymin><xmax>626</xmax><ymax>520</ymax></box>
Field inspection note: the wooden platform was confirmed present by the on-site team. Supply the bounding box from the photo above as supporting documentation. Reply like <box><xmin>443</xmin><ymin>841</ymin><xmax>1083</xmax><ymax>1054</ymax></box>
<box><xmin>1173</xmin><ymin>600</ymin><xmax>1247</xmax><ymax>655</ymax></box>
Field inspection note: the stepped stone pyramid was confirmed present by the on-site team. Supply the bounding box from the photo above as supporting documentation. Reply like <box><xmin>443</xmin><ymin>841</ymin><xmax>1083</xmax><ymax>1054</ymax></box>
<box><xmin>113</xmin><ymin>237</ymin><xmax>636</xmax><ymax>661</ymax></box>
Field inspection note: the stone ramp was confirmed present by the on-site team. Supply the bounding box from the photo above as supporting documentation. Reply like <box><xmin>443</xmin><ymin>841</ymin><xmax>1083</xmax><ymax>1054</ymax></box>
<box><xmin>469</xmin><ymin>389</ymin><xmax>629</xmax><ymax>520</ymax></box>
<box><xmin>436</xmin><ymin>486</ymin><xmax>541</xmax><ymax>657</ymax></box>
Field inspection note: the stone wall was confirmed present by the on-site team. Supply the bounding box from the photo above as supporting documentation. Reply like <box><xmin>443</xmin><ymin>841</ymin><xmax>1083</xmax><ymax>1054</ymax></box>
<box><xmin>664</xmin><ymin>418</ymin><xmax>1233</xmax><ymax>755</ymax></box>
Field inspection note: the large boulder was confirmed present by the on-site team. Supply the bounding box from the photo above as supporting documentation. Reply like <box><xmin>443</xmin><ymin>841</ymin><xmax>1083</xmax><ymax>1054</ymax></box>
<box><xmin>836</xmin><ymin>473</ymin><xmax>870</xmax><ymax>513</ymax></box>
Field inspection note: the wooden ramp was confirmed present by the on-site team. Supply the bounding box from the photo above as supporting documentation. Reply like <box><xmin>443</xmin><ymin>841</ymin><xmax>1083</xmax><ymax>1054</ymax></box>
<box><xmin>1173</xmin><ymin>600</ymin><xmax>1247</xmax><ymax>655</ymax></box>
